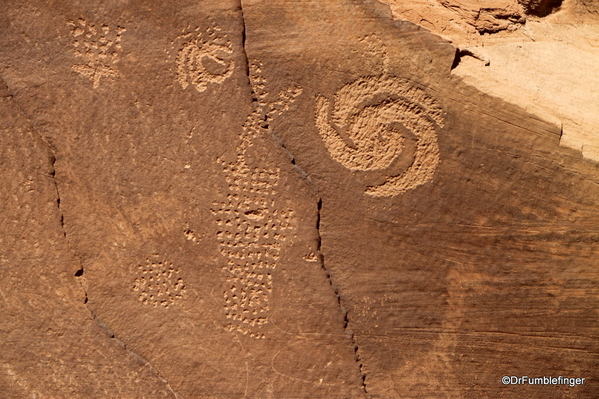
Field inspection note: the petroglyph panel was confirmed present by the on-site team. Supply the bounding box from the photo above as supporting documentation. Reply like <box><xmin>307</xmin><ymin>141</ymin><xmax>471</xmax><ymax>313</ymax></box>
<box><xmin>132</xmin><ymin>256</ymin><xmax>186</xmax><ymax>308</ymax></box>
<box><xmin>315</xmin><ymin>35</ymin><xmax>445</xmax><ymax>197</ymax></box>
<box><xmin>67</xmin><ymin>18</ymin><xmax>125</xmax><ymax>88</ymax></box>
<box><xmin>174</xmin><ymin>26</ymin><xmax>234</xmax><ymax>93</ymax></box>
<box><xmin>211</xmin><ymin>61</ymin><xmax>299</xmax><ymax>339</ymax></box>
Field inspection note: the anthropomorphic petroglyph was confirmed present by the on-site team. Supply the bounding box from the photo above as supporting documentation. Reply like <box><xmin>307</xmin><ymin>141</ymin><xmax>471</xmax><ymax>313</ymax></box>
<box><xmin>174</xmin><ymin>26</ymin><xmax>234</xmax><ymax>93</ymax></box>
<box><xmin>68</xmin><ymin>18</ymin><xmax>125</xmax><ymax>89</ymax></box>
<box><xmin>315</xmin><ymin>34</ymin><xmax>445</xmax><ymax>197</ymax></box>
<box><xmin>211</xmin><ymin>61</ymin><xmax>300</xmax><ymax>339</ymax></box>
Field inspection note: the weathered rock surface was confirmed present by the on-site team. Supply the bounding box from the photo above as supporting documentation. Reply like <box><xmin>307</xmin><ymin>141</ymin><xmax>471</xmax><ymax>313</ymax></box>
<box><xmin>381</xmin><ymin>0</ymin><xmax>599</xmax><ymax>162</ymax></box>
<box><xmin>1</xmin><ymin>0</ymin><xmax>598</xmax><ymax>398</ymax></box>
<box><xmin>0</xmin><ymin>78</ymin><xmax>178</xmax><ymax>398</ymax></box>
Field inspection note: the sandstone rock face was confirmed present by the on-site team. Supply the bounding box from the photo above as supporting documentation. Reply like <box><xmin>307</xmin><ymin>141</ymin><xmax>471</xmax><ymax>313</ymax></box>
<box><xmin>1</xmin><ymin>1</ymin><xmax>598</xmax><ymax>398</ymax></box>
<box><xmin>381</xmin><ymin>0</ymin><xmax>599</xmax><ymax>162</ymax></box>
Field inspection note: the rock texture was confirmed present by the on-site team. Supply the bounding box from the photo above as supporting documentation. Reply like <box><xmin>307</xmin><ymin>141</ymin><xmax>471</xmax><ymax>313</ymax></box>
<box><xmin>381</xmin><ymin>0</ymin><xmax>599</xmax><ymax>162</ymax></box>
<box><xmin>1</xmin><ymin>0</ymin><xmax>598</xmax><ymax>398</ymax></box>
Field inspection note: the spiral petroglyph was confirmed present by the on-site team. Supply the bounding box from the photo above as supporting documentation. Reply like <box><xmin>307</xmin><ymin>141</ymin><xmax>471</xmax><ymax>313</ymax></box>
<box><xmin>315</xmin><ymin>35</ymin><xmax>445</xmax><ymax>197</ymax></box>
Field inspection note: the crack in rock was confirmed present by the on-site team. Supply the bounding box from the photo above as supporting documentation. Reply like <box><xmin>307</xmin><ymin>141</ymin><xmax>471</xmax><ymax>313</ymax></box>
<box><xmin>237</xmin><ymin>4</ymin><xmax>367</xmax><ymax>391</ymax></box>
<box><xmin>316</xmin><ymin>199</ymin><xmax>368</xmax><ymax>393</ymax></box>
<box><xmin>0</xmin><ymin>75</ymin><xmax>182</xmax><ymax>399</ymax></box>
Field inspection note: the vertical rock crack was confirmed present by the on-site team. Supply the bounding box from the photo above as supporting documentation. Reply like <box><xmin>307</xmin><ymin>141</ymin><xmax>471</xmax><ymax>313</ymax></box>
<box><xmin>236</xmin><ymin>3</ymin><xmax>367</xmax><ymax>392</ymax></box>
<box><xmin>0</xmin><ymin>77</ymin><xmax>182</xmax><ymax>399</ymax></box>
<box><xmin>316</xmin><ymin>199</ymin><xmax>368</xmax><ymax>393</ymax></box>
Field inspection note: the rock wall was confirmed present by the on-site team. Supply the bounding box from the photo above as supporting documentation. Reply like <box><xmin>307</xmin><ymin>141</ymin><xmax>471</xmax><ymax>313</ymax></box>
<box><xmin>381</xmin><ymin>0</ymin><xmax>599</xmax><ymax>161</ymax></box>
<box><xmin>0</xmin><ymin>0</ymin><xmax>598</xmax><ymax>398</ymax></box>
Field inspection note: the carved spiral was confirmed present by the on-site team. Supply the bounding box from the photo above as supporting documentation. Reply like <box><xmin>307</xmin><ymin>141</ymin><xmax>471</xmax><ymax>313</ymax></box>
<box><xmin>315</xmin><ymin>75</ymin><xmax>444</xmax><ymax>197</ymax></box>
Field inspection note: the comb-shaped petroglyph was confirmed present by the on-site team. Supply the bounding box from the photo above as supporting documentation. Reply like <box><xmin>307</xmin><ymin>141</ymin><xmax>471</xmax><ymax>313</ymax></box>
<box><xmin>211</xmin><ymin>61</ymin><xmax>300</xmax><ymax>339</ymax></box>
<box><xmin>67</xmin><ymin>18</ymin><xmax>125</xmax><ymax>89</ymax></box>
<box><xmin>132</xmin><ymin>256</ymin><xmax>186</xmax><ymax>308</ymax></box>
<box><xmin>174</xmin><ymin>26</ymin><xmax>234</xmax><ymax>93</ymax></box>
<box><xmin>315</xmin><ymin>34</ymin><xmax>445</xmax><ymax>197</ymax></box>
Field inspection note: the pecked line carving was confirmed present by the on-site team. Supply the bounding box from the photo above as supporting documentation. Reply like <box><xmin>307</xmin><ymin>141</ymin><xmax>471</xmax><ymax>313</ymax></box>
<box><xmin>174</xmin><ymin>26</ymin><xmax>234</xmax><ymax>93</ymax></box>
<box><xmin>68</xmin><ymin>18</ymin><xmax>125</xmax><ymax>89</ymax></box>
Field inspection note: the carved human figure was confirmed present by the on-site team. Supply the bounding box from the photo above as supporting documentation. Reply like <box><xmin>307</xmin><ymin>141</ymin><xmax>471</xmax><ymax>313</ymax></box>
<box><xmin>212</xmin><ymin>62</ymin><xmax>301</xmax><ymax>338</ymax></box>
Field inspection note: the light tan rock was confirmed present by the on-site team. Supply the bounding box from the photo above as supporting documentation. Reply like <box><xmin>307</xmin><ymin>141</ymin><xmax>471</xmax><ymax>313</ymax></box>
<box><xmin>382</xmin><ymin>0</ymin><xmax>599</xmax><ymax>162</ymax></box>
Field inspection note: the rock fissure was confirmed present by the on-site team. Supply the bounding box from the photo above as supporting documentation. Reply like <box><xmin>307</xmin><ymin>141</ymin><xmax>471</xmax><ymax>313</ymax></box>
<box><xmin>234</xmin><ymin>5</ymin><xmax>369</xmax><ymax>383</ymax></box>
<box><xmin>238</xmin><ymin>1</ymin><xmax>313</xmax><ymax>183</ymax></box>
<box><xmin>237</xmin><ymin>0</ymin><xmax>251</xmax><ymax>92</ymax></box>
<box><xmin>451</xmin><ymin>47</ymin><xmax>490</xmax><ymax>70</ymax></box>
<box><xmin>93</xmin><ymin>314</ymin><xmax>183</xmax><ymax>399</ymax></box>
<box><xmin>49</xmin><ymin>138</ymin><xmax>182</xmax><ymax>399</ymax></box>
<box><xmin>0</xmin><ymin>77</ymin><xmax>90</xmax><ymax>305</ymax></box>
<box><xmin>0</xmin><ymin>76</ymin><xmax>182</xmax><ymax>399</ymax></box>
<box><xmin>235</xmin><ymin>6</ymin><xmax>368</xmax><ymax>386</ymax></box>
<box><xmin>0</xmin><ymin>78</ymin><xmax>84</xmax><ymax>279</ymax></box>
<box><xmin>316</xmin><ymin>199</ymin><xmax>368</xmax><ymax>393</ymax></box>
<box><xmin>47</xmin><ymin>158</ymin><xmax>91</xmax><ymax>306</ymax></box>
